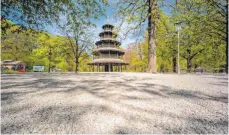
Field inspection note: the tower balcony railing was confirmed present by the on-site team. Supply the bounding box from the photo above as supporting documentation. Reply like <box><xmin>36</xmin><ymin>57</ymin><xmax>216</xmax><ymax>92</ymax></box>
<box><xmin>94</xmin><ymin>55</ymin><xmax>122</xmax><ymax>59</ymax></box>
<box><xmin>100</xmin><ymin>37</ymin><xmax>115</xmax><ymax>40</ymax></box>
<box><xmin>96</xmin><ymin>45</ymin><xmax>119</xmax><ymax>48</ymax></box>
<box><xmin>104</xmin><ymin>28</ymin><xmax>112</xmax><ymax>31</ymax></box>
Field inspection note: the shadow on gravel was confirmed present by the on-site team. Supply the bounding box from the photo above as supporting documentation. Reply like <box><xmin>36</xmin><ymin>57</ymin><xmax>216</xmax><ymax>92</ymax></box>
<box><xmin>2</xmin><ymin>104</ymin><xmax>112</xmax><ymax>134</ymax></box>
<box><xmin>1</xmin><ymin>74</ymin><xmax>228</xmax><ymax>134</ymax></box>
<box><xmin>169</xmin><ymin>90</ymin><xmax>228</xmax><ymax>103</ymax></box>
<box><xmin>202</xmin><ymin>75</ymin><xmax>228</xmax><ymax>86</ymax></box>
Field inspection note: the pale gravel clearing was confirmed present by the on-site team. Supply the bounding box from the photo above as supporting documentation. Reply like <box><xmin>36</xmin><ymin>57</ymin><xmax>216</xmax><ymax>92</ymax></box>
<box><xmin>1</xmin><ymin>72</ymin><xmax>228</xmax><ymax>134</ymax></box>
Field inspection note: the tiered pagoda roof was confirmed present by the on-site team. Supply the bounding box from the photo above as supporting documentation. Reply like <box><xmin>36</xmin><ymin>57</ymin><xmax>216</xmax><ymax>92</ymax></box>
<box><xmin>88</xmin><ymin>22</ymin><xmax>128</xmax><ymax>71</ymax></box>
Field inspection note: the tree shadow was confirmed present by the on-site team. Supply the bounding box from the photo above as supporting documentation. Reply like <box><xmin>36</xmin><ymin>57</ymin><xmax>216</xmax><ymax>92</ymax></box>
<box><xmin>1</xmin><ymin>104</ymin><xmax>112</xmax><ymax>134</ymax></box>
<box><xmin>1</xmin><ymin>73</ymin><xmax>228</xmax><ymax>134</ymax></box>
<box><xmin>202</xmin><ymin>75</ymin><xmax>228</xmax><ymax>86</ymax></box>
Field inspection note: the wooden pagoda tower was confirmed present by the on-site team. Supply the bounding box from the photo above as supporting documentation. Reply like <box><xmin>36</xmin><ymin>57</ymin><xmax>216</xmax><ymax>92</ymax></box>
<box><xmin>88</xmin><ymin>22</ymin><xmax>128</xmax><ymax>72</ymax></box>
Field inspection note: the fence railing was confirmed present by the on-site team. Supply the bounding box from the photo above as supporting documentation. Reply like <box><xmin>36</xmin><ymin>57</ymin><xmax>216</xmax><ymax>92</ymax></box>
<box><xmin>104</xmin><ymin>29</ymin><xmax>112</xmax><ymax>31</ymax></box>
<box><xmin>123</xmin><ymin>67</ymin><xmax>227</xmax><ymax>73</ymax></box>
<box><xmin>94</xmin><ymin>55</ymin><xmax>121</xmax><ymax>59</ymax></box>
<box><xmin>157</xmin><ymin>67</ymin><xmax>227</xmax><ymax>73</ymax></box>
<box><xmin>100</xmin><ymin>37</ymin><xmax>115</xmax><ymax>40</ymax></box>
<box><xmin>96</xmin><ymin>45</ymin><xmax>119</xmax><ymax>48</ymax></box>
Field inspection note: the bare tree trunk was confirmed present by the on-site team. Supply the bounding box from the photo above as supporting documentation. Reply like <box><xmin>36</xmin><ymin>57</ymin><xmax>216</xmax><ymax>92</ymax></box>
<box><xmin>226</xmin><ymin>34</ymin><xmax>228</xmax><ymax>74</ymax></box>
<box><xmin>226</xmin><ymin>1</ymin><xmax>228</xmax><ymax>74</ymax></box>
<box><xmin>75</xmin><ymin>40</ymin><xmax>79</xmax><ymax>73</ymax></box>
<box><xmin>48</xmin><ymin>61</ymin><xmax>51</xmax><ymax>73</ymax></box>
<box><xmin>187</xmin><ymin>57</ymin><xmax>192</xmax><ymax>73</ymax></box>
<box><xmin>148</xmin><ymin>0</ymin><xmax>157</xmax><ymax>73</ymax></box>
<box><xmin>14</xmin><ymin>45</ymin><xmax>20</xmax><ymax>61</ymax></box>
<box><xmin>172</xmin><ymin>55</ymin><xmax>177</xmax><ymax>73</ymax></box>
<box><xmin>75</xmin><ymin>58</ymin><xmax>79</xmax><ymax>73</ymax></box>
<box><xmin>48</xmin><ymin>47</ymin><xmax>52</xmax><ymax>73</ymax></box>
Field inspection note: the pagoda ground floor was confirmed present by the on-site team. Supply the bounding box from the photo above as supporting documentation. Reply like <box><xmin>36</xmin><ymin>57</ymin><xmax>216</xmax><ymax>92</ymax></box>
<box><xmin>1</xmin><ymin>73</ymin><xmax>228</xmax><ymax>134</ymax></box>
<box><xmin>88</xmin><ymin>63</ymin><xmax>128</xmax><ymax>72</ymax></box>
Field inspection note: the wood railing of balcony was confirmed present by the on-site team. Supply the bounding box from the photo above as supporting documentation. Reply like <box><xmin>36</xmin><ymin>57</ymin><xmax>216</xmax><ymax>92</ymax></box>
<box><xmin>97</xmin><ymin>45</ymin><xmax>119</xmax><ymax>48</ymax></box>
<box><xmin>104</xmin><ymin>28</ymin><xmax>112</xmax><ymax>31</ymax></box>
<box><xmin>100</xmin><ymin>37</ymin><xmax>114</xmax><ymax>40</ymax></box>
<box><xmin>94</xmin><ymin>54</ymin><xmax>122</xmax><ymax>59</ymax></box>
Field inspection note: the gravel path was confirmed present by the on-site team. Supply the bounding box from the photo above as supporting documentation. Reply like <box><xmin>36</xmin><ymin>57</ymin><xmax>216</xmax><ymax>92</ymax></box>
<box><xmin>1</xmin><ymin>72</ymin><xmax>228</xmax><ymax>134</ymax></box>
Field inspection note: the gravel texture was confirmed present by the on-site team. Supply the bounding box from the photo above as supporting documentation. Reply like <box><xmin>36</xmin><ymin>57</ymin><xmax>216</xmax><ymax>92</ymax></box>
<box><xmin>1</xmin><ymin>72</ymin><xmax>228</xmax><ymax>134</ymax></box>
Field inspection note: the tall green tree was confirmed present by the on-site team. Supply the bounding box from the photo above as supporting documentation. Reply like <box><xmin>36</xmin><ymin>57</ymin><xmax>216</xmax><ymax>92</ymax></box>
<box><xmin>115</xmin><ymin>0</ymin><xmax>159</xmax><ymax>73</ymax></box>
<box><xmin>57</xmin><ymin>0</ymin><xmax>108</xmax><ymax>72</ymax></box>
<box><xmin>1</xmin><ymin>0</ymin><xmax>68</xmax><ymax>33</ymax></box>
<box><xmin>1</xmin><ymin>20</ymin><xmax>37</xmax><ymax>62</ymax></box>
<box><xmin>34</xmin><ymin>34</ymin><xmax>68</xmax><ymax>72</ymax></box>
<box><xmin>156</xmin><ymin>11</ymin><xmax>177</xmax><ymax>72</ymax></box>
<box><xmin>59</xmin><ymin>23</ymin><xmax>93</xmax><ymax>72</ymax></box>
<box><xmin>172</xmin><ymin>0</ymin><xmax>226</xmax><ymax>72</ymax></box>
<box><xmin>1</xmin><ymin>19</ymin><xmax>95</xmax><ymax>72</ymax></box>
<box><xmin>203</xmin><ymin>0</ymin><xmax>228</xmax><ymax>73</ymax></box>
<box><xmin>1</xmin><ymin>0</ymin><xmax>108</xmax><ymax>32</ymax></box>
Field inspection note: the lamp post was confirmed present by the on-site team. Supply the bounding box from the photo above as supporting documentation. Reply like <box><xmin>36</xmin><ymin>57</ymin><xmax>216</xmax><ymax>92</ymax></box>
<box><xmin>175</xmin><ymin>22</ymin><xmax>182</xmax><ymax>75</ymax></box>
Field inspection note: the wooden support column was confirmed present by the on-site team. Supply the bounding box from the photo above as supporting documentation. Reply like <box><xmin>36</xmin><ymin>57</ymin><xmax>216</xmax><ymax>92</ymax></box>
<box><xmin>109</xmin><ymin>63</ymin><xmax>111</xmax><ymax>72</ymax></box>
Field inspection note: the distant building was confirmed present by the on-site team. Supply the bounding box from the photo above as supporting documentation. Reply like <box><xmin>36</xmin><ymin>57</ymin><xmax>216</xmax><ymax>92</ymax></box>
<box><xmin>1</xmin><ymin>60</ymin><xmax>25</xmax><ymax>72</ymax></box>
<box><xmin>88</xmin><ymin>23</ymin><xmax>129</xmax><ymax>72</ymax></box>
<box><xmin>33</xmin><ymin>66</ymin><xmax>45</xmax><ymax>72</ymax></box>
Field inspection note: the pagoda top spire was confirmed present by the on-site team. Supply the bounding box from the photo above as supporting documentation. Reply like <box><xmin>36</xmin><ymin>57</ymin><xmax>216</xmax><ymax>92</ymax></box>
<box><xmin>106</xmin><ymin>16</ymin><xmax>110</xmax><ymax>24</ymax></box>
<box><xmin>102</xmin><ymin>16</ymin><xmax>114</xmax><ymax>29</ymax></box>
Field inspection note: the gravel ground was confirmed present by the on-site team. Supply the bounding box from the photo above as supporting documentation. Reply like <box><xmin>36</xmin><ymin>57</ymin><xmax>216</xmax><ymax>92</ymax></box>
<box><xmin>1</xmin><ymin>72</ymin><xmax>228</xmax><ymax>134</ymax></box>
